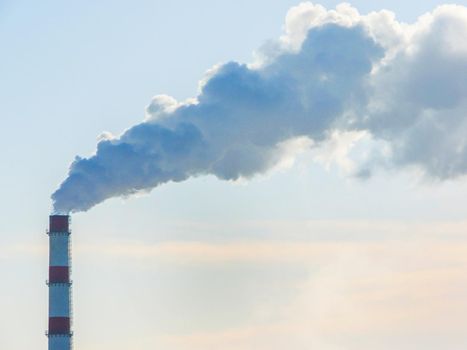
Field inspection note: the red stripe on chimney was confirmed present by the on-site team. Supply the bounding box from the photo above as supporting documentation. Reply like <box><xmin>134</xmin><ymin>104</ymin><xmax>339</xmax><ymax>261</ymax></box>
<box><xmin>49</xmin><ymin>216</ymin><xmax>69</xmax><ymax>232</ymax></box>
<box><xmin>48</xmin><ymin>317</ymin><xmax>70</xmax><ymax>334</ymax></box>
<box><xmin>49</xmin><ymin>266</ymin><xmax>69</xmax><ymax>283</ymax></box>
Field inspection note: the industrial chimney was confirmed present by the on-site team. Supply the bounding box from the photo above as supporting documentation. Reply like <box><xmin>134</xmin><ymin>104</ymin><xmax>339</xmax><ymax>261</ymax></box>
<box><xmin>47</xmin><ymin>215</ymin><xmax>73</xmax><ymax>350</ymax></box>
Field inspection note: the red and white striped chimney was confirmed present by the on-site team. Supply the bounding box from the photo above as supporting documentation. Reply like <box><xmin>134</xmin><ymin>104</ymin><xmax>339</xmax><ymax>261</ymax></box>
<box><xmin>47</xmin><ymin>215</ymin><xmax>72</xmax><ymax>350</ymax></box>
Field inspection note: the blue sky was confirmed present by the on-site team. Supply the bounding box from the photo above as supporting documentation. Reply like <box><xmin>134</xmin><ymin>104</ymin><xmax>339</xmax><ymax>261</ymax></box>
<box><xmin>2</xmin><ymin>1</ymin><xmax>467</xmax><ymax>349</ymax></box>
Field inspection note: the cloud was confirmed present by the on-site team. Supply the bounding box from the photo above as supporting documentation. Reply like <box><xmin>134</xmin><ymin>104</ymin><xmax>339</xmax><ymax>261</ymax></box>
<box><xmin>52</xmin><ymin>3</ymin><xmax>467</xmax><ymax>213</ymax></box>
<box><xmin>75</xmin><ymin>218</ymin><xmax>467</xmax><ymax>264</ymax></box>
<box><xmin>109</xmin><ymin>239</ymin><xmax>467</xmax><ymax>350</ymax></box>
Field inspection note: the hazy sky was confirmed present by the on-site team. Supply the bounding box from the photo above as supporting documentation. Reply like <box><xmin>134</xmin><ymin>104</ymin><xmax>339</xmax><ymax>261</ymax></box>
<box><xmin>1</xmin><ymin>1</ymin><xmax>467</xmax><ymax>349</ymax></box>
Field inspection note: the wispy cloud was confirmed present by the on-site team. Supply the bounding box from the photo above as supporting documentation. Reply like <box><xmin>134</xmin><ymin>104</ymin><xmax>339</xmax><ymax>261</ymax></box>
<box><xmin>134</xmin><ymin>240</ymin><xmax>467</xmax><ymax>350</ymax></box>
<box><xmin>75</xmin><ymin>231</ymin><xmax>467</xmax><ymax>266</ymax></box>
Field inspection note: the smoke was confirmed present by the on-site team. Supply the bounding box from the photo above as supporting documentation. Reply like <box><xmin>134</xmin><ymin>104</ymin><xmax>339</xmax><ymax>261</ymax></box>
<box><xmin>52</xmin><ymin>3</ymin><xmax>467</xmax><ymax>213</ymax></box>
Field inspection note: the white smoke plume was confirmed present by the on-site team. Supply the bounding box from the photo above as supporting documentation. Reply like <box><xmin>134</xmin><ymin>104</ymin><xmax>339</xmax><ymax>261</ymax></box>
<box><xmin>52</xmin><ymin>3</ymin><xmax>467</xmax><ymax>213</ymax></box>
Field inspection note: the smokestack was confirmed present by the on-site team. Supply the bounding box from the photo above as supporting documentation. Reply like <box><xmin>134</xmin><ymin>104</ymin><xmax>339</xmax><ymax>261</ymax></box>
<box><xmin>47</xmin><ymin>215</ymin><xmax>73</xmax><ymax>350</ymax></box>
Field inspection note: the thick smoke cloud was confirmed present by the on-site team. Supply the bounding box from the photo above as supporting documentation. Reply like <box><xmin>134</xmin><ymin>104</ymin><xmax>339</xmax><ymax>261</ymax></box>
<box><xmin>53</xmin><ymin>3</ymin><xmax>467</xmax><ymax>213</ymax></box>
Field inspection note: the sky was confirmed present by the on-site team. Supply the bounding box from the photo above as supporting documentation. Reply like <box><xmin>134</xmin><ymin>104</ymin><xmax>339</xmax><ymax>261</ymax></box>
<box><xmin>1</xmin><ymin>1</ymin><xmax>467</xmax><ymax>349</ymax></box>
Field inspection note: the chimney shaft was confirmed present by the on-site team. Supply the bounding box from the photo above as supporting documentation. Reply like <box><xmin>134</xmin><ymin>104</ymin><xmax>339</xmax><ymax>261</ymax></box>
<box><xmin>47</xmin><ymin>215</ymin><xmax>72</xmax><ymax>350</ymax></box>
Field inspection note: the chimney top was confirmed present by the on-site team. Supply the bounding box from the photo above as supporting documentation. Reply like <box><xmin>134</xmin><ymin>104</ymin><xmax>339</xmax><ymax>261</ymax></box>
<box><xmin>49</xmin><ymin>215</ymin><xmax>70</xmax><ymax>232</ymax></box>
